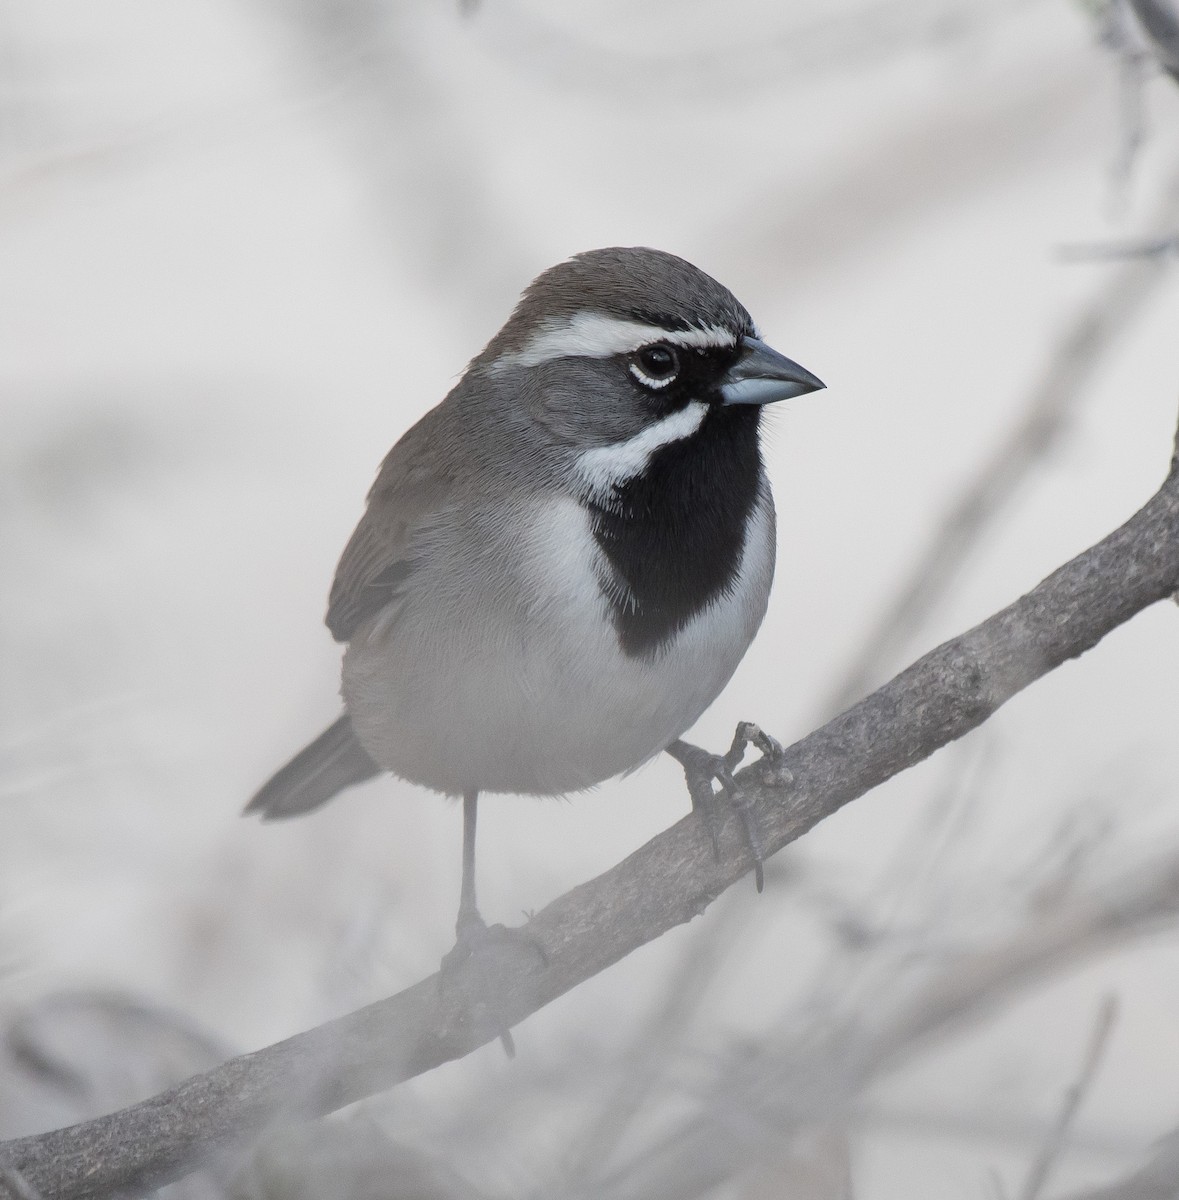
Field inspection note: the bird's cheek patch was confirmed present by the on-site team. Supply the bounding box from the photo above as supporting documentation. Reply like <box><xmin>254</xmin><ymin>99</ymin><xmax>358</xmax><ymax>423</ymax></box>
<box><xmin>574</xmin><ymin>400</ymin><xmax>708</xmax><ymax>501</ymax></box>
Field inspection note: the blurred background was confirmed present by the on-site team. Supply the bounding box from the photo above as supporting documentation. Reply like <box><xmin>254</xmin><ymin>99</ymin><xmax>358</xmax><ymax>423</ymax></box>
<box><xmin>3</xmin><ymin>1</ymin><xmax>1179</xmax><ymax>1196</ymax></box>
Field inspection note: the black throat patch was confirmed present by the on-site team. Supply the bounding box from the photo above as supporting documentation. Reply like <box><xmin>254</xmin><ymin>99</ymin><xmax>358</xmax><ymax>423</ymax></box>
<box><xmin>587</xmin><ymin>404</ymin><xmax>763</xmax><ymax>658</ymax></box>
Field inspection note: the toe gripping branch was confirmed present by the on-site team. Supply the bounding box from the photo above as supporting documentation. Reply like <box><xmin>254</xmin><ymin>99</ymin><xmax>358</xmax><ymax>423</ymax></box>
<box><xmin>668</xmin><ymin>722</ymin><xmax>789</xmax><ymax>893</ymax></box>
<box><xmin>442</xmin><ymin>913</ymin><xmax>549</xmax><ymax>1059</ymax></box>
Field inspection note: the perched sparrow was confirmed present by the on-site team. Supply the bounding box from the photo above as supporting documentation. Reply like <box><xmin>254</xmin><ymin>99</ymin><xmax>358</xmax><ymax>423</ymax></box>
<box><xmin>247</xmin><ymin>247</ymin><xmax>823</xmax><ymax>943</ymax></box>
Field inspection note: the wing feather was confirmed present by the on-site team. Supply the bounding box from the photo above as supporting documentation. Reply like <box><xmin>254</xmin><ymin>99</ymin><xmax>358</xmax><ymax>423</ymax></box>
<box><xmin>326</xmin><ymin>404</ymin><xmax>457</xmax><ymax>642</ymax></box>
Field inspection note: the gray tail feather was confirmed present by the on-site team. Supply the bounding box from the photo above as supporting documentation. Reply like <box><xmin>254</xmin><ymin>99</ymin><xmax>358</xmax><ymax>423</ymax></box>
<box><xmin>245</xmin><ymin>714</ymin><xmax>380</xmax><ymax>820</ymax></box>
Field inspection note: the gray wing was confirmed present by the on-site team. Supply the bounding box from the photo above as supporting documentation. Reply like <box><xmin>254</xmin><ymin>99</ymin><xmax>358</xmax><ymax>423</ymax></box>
<box><xmin>326</xmin><ymin>404</ymin><xmax>457</xmax><ymax>642</ymax></box>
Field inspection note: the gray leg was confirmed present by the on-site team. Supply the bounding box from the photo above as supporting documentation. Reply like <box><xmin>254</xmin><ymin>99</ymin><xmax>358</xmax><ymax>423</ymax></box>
<box><xmin>446</xmin><ymin>789</ymin><xmax>517</xmax><ymax>1057</ymax></box>
<box><xmin>457</xmin><ymin>789</ymin><xmax>482</xmax><ymax>937</ymax></box>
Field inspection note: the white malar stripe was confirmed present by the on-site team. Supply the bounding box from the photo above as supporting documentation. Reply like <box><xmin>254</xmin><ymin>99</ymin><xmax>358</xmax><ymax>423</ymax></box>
<box><xmin>493</xmin><ymin>312</ymin><xmax>738</xmax><ymax>372</ymax></box>
<box><xmin>575</xmin><ymin>400</ymin><xmax>708</xmax><ymax>500</ymax></box>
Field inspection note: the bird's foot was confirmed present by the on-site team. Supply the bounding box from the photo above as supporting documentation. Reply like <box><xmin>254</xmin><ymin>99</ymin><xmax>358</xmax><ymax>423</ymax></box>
<box><xmin>440</xmin><ymin>910</ymin><xmax>547</xmax><ymax>1057</ymax></box>
<box><xmin>670</xmin><ymin>722</ymin><xmax>791</xmax><ymax>894</ymax></box>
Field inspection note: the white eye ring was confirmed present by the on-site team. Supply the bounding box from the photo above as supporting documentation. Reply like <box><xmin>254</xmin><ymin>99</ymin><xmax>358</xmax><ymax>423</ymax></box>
<box><xmin>628</xmin><ymin>344</ymin><xmax>680</xmax><ymax>390</ymax></box>
<box><xmin>629</xmin><ymin>361</ymin><xmax>675</xmax><ymax>390</ymax></box>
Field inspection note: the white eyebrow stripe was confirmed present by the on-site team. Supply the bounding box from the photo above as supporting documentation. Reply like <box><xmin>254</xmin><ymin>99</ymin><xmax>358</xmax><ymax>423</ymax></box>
<box><xmin>574</xmin><ymin>400</ymin><xmax>709</xmax><ymax>500</ymax></box>
<box><xmin>492</xmin><ymin>313</ymin><xmax>738</xmax><ymax>372</ymax></box>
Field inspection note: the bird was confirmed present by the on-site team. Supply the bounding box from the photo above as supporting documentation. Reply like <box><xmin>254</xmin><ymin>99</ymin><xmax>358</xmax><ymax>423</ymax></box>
<box><xmin>246</xmin><ymin>246</ymin><xmax>824</xmax><ymax>954</ymax></box>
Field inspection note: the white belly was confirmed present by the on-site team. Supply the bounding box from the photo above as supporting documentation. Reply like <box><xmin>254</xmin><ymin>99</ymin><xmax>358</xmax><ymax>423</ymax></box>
<box><xmin>342</xmin><ymin>491</ymin><xmax>775</xmax><ymax>796</ymax></box>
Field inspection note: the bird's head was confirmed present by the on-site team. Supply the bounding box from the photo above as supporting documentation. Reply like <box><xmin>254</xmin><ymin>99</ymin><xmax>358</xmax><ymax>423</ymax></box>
<box><xmin>473</xmin><ymin>247</ymin><xmax>824</xmax><ymax>484</ymax></box>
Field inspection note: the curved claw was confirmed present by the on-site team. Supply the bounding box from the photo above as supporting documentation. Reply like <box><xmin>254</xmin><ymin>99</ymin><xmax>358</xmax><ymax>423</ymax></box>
<box><xmin>673</xmin><ymin>744</ymin><xmax>735</xmax><ymax>862</ymax></box>
<box><xmin>730</xmin><ymin>722</ymin><xmax>793</xmax><ymax>788</ymax></box>
<box><xmin>667</xmin><ymin>724</ymin><xmax>789</xmax><ymax>893</ymax></box>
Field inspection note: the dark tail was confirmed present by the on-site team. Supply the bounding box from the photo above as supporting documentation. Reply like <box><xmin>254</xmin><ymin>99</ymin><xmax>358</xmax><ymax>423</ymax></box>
<box><xmin>245</xmin><ymin>714</ymin><xmax>380</xmax><ymax>820</ymax></box>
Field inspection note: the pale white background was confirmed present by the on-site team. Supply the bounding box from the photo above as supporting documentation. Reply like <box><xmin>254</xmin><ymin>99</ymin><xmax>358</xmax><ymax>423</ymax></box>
<box><xmin>3</xmin><ymin>1</ymin><xmax>1179</xmax><ymax>1194</ymax></box>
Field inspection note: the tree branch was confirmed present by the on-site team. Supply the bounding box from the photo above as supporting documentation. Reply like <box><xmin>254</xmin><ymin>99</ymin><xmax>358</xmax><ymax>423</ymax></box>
<box><xmin>1054</xmin><ymin>1131</ymin><xmax>1179</xmax><ymax>1200</ymax></box>
<box><xmin>822</xmin><ymin>193</ymin><xmax>1179</xmax><ymax>715</ymax></box>
<box><xmin>1127</xmin><ymin>0</ymin><xmax>1179</xmax><ymax>82</ymax></box>
<box><xmin>1017</xmin><ymin>996</ymin><xmax>1118</xmax><ymax>1200</ymax></box>
<box><xmin>4</xmin><ymin>425</ymin><xmax>1178</xmax><ymax>1200</ymax></box>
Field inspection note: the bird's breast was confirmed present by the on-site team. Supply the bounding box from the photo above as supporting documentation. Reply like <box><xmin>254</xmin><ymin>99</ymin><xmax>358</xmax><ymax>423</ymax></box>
<box><xmin>342</xmin><ymin>484</ymin><xmax>775</xmax><ymax>797</ymax></box>
<box><xmin>585</xmin><ymin>404</ymin><xmax>765</xmax><ymax>657</ymax></box>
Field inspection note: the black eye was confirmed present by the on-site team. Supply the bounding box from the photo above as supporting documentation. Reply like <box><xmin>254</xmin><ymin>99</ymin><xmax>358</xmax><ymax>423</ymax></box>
<box><xmin>630</xmin><ymin>344</ymin><xmax>680</xmax><ymax>389</ymax></box>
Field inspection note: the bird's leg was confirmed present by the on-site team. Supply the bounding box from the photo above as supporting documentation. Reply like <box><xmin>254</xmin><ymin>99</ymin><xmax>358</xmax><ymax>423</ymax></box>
<box><xmin>442</xmin><ymin>791</ymin><xmax>549</xmax><ymax>1055</ymax></box>
<box><xmin>456</xmin><ymin>788</ymin><xmax>483</xmax><ymax>941</ymax></box>
<box><xmin>666</xmin><ymin>722</ymin><xmax>790</xmax><ymax>894</ymax></box>
<box><xmin>440</xmin><ymin>791</ymin><xmax>516</xmax><ymax>1055</ymax></box>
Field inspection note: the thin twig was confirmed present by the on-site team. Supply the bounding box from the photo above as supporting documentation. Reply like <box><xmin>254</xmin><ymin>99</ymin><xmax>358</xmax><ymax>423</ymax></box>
<box><xmin>1053</xmin><ymin>1131</ymin><xmax>1179</xmax><ymax>1199</ymax></box>
<box><xmin>556</xmin><ymin>887</ymin><xmax>754</xmax><ymax>1198</ymax></box>
<box><xmin>592</xmin><ymin>852</ymin><xmax>1179</xmax><ymax>1200</ymax></box>
<box><xmin>822</xmin><ymin>166</ymin><xmax>1179</xmax><ymax>715</ymax></box>
<box><xmin>1056</xmin><ymin>233</ymin><xmax>1179</xmax><ymax>261</ymax></box>
<box><xmin>1017</xmin><ymin>995</ymin><xmax>1119</xmax><ymax>1200</ymax></box>
<box><xmin>1127</xmin><ymin>0</ymin><xmax>1179</xmax><ymax>81</ymax></box>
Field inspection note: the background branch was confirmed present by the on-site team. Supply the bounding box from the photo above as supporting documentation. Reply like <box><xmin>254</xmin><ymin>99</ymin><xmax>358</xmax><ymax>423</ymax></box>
<box><xmin>585</xmin><ymin>810</ymin><xmax>1179</xmax><ymax>1199</ymax></box>
<box><xmin>822</xmin><ymin>169</ymin><xmax>1179</xmax><ymax>714</ymax></box>
<box><xmin>1055</xmin><ymin>1132</ymin><xmax>1179</xmax><ymax>1200</ymax></box>
<box><xmin>1018</xmin><ymin>996</ymin><xmax>1119</xmax><ymax>1200</ymax></box>
<box><xmin>1127</xmin><ymin>0</ymin><xmax>1179</xmax><ymax>82</ymax></box>
<box><xmin>3</xmin><ymin>430</ymin><xmax>1177</xmax><ymax>1200</ymax></box>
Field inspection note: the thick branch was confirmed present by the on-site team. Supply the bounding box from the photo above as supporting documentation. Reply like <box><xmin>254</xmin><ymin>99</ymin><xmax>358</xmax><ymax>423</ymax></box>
<box><xmin>4</xmin><ymin>444</ymin><xmax>1178</xmax><ymax>1200</ymax></box>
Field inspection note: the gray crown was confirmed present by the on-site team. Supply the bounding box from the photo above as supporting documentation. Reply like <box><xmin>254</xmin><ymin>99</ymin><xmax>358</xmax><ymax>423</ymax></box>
<box><xmin>481</xmin><ymin>247</ymin><xmax>756</xmax><ymax>363</ymax></box>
